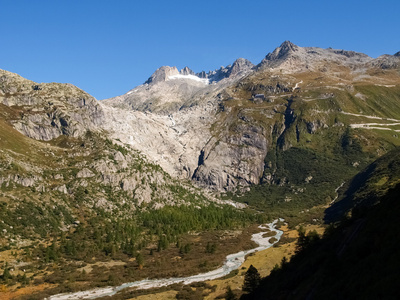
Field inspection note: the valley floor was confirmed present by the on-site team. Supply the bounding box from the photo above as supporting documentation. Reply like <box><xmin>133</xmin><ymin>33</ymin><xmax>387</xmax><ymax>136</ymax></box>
<box><xmin>72</xmin><ymin>224</ymin><xmax>323</xmax><ymax>300</ymax></box>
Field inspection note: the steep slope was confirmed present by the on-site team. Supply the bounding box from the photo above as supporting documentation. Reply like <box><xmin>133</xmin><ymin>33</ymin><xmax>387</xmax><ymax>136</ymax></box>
<box><xmin>243</xmin><ymin>148</ymin><xmax>400</xmax><ymax>300</ymax></box>
<box><xmin>101</xmin><ymin>42</ymin><xmax>400</xmax><ymax>196</ymax></box>
<box><xmin>104</xmin><ymin>58</ymin><xmax>254</xmax><ymax>113</ymax></box>
<box><xmin>1</xmin><ymin>42</ymin><xmax>400</xmax><ymax>298</ymax></box>
<box><xmin>0</xmin><ymin>70</ymin><xmax>262</xmax><ymax>298</ymax></box>
<box><xmin>100</xmin><ymin>58</ymin><xmax>254</xmax><ymax>181</ymax></box>
<box><xmin>0</xmin><ymin>69</ymin><xmax>104</xmax><ymax>141</ymax></box>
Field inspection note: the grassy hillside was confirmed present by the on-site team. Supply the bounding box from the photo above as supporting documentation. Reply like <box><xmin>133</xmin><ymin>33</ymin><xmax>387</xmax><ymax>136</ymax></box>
<box><xmin>242</xmin><ymin>148</ymin><xmax>400</xmax><ymax>300</ymax></box>
<box><xmin>217</xmin><ymin>70</ymin><xmax>400</xmax><ymax>224</ymax></box>
<box><xmin>0</xmin><ymin>102</ymin><xmax>265</xmax><ymax>297</ymax></box>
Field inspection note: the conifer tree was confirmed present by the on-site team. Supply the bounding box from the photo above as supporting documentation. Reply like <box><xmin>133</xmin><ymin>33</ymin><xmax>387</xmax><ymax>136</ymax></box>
<box><xmin>243</xmin><ymin>265</ymin><xmax>261</xmax><ymax>293</ymax></box>
<box><xmin>225</xmin><ymin>285</ymin><xmax>236</xmax><ymax>300</ymax></box>
<box><xmin>2</xmin><ymin>263</ymin><xmax>12</xmax><ymax>283</ymax></box>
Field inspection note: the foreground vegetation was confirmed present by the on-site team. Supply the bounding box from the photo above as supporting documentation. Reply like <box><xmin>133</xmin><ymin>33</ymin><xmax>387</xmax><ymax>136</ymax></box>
<box><xmin>241</xmin><ymin>148</ymin><xmax>400</xmax><ymax>300</ymax></box>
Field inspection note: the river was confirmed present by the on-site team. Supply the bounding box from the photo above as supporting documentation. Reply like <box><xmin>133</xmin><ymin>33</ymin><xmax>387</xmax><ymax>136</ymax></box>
<box><xmin>48</xmin><ymin>219</ymin><xmax>284</xmax><ymax>300</ymax></box>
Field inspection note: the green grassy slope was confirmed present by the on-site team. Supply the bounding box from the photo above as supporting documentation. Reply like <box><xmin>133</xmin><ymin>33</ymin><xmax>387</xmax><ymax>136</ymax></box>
<box><xmin>242</xmin><ymin>148</ymin><xmax>400</xmax><ymax>300</ymax></box>
<box><xmin>220</xmin><ymin>69</ymin><xmax>400</xmax><ymax>224</ymax></box>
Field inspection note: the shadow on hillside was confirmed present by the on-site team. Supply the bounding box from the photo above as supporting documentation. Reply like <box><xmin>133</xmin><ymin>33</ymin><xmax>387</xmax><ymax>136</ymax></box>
<box><xmin>324</xmin><ymin>162</ymin><xmax>378</xmax><ymax>224</ymax></box>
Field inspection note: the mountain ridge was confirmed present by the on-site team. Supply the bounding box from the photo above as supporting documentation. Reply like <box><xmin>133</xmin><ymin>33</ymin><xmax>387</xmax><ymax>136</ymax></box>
<box><xmin>1</xmin><ymin>41</ymin><xmax>400</xmax><ymax>298</ymax></box>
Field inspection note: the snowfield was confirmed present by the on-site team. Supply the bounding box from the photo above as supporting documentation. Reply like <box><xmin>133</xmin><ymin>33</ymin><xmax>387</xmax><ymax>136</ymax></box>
<box><xmin>168</xmin><ymin>74</ymin><xmax>209</xmax><ymax>84</ymax></box>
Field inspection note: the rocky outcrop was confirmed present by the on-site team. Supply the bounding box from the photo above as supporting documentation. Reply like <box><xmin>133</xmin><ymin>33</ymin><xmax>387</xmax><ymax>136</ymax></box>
<box><xmin>0</xmin><ymin>174</ymin><xmax>42</xmax><ymax>187</ymax></box>
<box><xmin>229</xmin><ymin>58</ymin><xmax>254</xmax><ymax>77</ymax></box>
<box><xmin>144</xmin><ymin>66</ymin><xmax>179</xmax><ymax>84</ymax></box>
<box><xmin>263</xmin><ymin>40</ymin><xmax>299</xmax><ymax>62</ymax></box>
<box><xmin>76</xmin><ymin>168</ymin><xmax>95</xmax><ymax>178</ymax></box>
<box><xmin>371</xmin><ymin>54</ymin><xmax>400</xmax><ymax>69</ymax></box>
<box><xmin>195</xmin><ymin>58</ymin><xmax>254</xmax><ymax>82</ymax></box>
<box><xmin>257</xmin><ymin>41</ymin><xmax>373</xmax><ymax>72</ymax></box>
<box><xmin>192</xmin><ymin>123</ymin><xmax>268</xmax><ymax>191</ymax></box>
<box><xmin>180</xmin><ymin>67</ymin><xmax>195</xmax><ymax>75</ymax></box>
<box><xmin>0</xmin><ymin>69</ymin><xmax>105</xmax><ymax>141</ymax></box>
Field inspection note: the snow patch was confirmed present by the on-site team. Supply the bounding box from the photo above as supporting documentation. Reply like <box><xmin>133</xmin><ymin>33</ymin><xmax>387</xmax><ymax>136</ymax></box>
<box><xmin>168</xmin><ymin>74</ymin><xmax>209</xmax><ymax>84</ymax></box>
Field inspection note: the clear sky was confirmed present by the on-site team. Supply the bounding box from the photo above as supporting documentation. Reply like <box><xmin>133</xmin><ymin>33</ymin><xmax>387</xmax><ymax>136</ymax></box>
<box><xmin>1</xmin><ymin>0</ymin><xmax>399</xmax><ymax>99</ymax></box>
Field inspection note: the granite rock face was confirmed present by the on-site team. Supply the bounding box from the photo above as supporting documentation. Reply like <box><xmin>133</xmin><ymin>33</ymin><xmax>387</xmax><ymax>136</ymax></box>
<box><xmin>0</xmin><ymin>69</ymin><xmax>105</xmax><ymax>141</ymax></box>
<box><xmin>257</xmin><ymin>40</ymin><xmax>373</xmax><ymax>72</ymax></box>
<box><xmin>144</xmin><ymin>66</ymin><xmax>180</xmax><ymax>84</ymax></box>
<box><xmin>180</xmin><ymin>66</ymin><xmax>195</xmax><ymax>75</ymax></box>
<box><xmin>4</xmin><ymin>41</ymin><xmax>400</xmax><ymax>194</ymax></box>
<box><xmin>370</xmin><ymin>54</ymin><xmax>400</xmax><ymax>69</ymax></box>
<box><xmin>192</xmin><ymin>123</ymin><xmax>268</xmax><ymax>191</ymax></box>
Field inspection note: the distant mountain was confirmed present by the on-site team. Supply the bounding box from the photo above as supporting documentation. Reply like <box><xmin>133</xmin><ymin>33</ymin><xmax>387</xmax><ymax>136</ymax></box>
<box><xmin>102</xmin><ymin>41</ymin><xmax>400</xmax><ymax>192</ymax></box>
<box><xmin>144</xmin><ymin>58</ymin><xmax>254</xmax><ymax>85</ymax></box>
<box><xmin>1</xmin><ymin>41</ymin><xmax>400</xmax><ymax>299</ymax></box>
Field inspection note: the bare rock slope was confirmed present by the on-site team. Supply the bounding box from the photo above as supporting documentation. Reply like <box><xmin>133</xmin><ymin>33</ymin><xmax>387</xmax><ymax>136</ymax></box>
<box><xmin>0</xmin><ymin>69</ymin><xmax>105</xmax><ymax>141</ymax></box>
<box><xmin>101</xmin><ymin>41</ymin><xmax>400</xmax><ymax>191</ymax></box>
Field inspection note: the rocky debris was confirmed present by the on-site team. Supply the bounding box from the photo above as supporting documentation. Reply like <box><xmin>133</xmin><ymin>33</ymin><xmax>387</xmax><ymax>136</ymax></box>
<box><xmin>55</xmin><ymin>184</ymin><xmax>68</xmax><ymax>194</ymax></box>
<box><xmin>76</xmin><ymin>168</ymin><xmax>95</xmax><ymax>178</ymax></box>
<box><xmin>0</xmin><ymin>174</ymin><xmax>41</xmax><ymax>187</ymax></box>
<box><xmin>113</xmin><ymin>151</ymin><xmax>128</xmax><ymax>169</ymax></box>
<box><xmin>120</xmin><ymin>177</ymin><xmax>137</xmax><ymax>192</ymax></box>
<box><xmin>94</xmin><ymin>197</ymin><xmax>116</xmax><ymax>212</ymax></box>
<box><xmin>134</xmin><ymin>184</ymin><xmax>153</xmax><ymax>206</ymax></box>
<box><xmin>54</xmin><ymin>174</ymin><xmax>64</xmax><ymax>180</ymax></box>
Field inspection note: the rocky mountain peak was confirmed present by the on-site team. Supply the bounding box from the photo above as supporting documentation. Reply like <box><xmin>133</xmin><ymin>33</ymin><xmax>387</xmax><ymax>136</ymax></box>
<box><xmin>144</xmin><ymin>66</ymin><xmax>179</xmax><ymax>84</ymax></box>
<box><xmin>265</xmin><ymin>40</ymin><xmax>299</xmax><ymax>61</ymax></box>
<box><xmin>180</xmin><ymin>66</ymin><xmax>195</xmax><ymax>75</ymax></box>
<box><xmin>395</xmin><ymin>51</ymin><xmax>400</xmax><ymax>57</ymax></box>
<box><xmin>229</xmin><ymin>58</ymin><xmax>254</xmax><ymax>76</ymax></box>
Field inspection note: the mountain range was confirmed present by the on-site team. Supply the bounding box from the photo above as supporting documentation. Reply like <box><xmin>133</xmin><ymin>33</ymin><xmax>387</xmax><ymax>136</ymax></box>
<box><xmin>1</xmin><ymin>41</ymin><xmax>400</xmax><ymax>299</ymax></box>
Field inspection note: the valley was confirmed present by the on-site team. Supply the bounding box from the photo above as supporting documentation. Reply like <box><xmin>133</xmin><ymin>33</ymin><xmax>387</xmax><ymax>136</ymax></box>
<box><xmin>1</xmin><ymin>41</ymin><xmax>400</xmax><ymax>299</ymax></box>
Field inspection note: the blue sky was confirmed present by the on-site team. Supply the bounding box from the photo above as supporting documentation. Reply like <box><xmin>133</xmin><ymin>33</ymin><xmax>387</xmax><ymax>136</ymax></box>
<box><xmin>1</xmin><ymin>0</ymin><xmax>399</xmax><ymax>99</ymax></box>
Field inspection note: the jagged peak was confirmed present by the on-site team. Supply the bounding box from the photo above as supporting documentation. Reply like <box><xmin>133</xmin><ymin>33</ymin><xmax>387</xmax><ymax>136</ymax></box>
<box><xmin>144</xmin><ymin>66</ymin><xmax>179</xmax><ymax>84</ymax></box>
<box><xmin>180</xmin><ymin>66</ymin><xmax>195</xmax><ymax>75</ymax></box>
<box><xmin>229</xmin><ymin>58</ymin><xmax>254</xmax><ymax>76</ymax></box>
<box><xmin>263</xmin><ymin>40</ymin><xmax>300</xmax><ymax>62</ymax></box>
<box><xmin>395</xmin><ymin>51</ymin><xmax>400</xmax><ymax>57</ymax></box>
<box><xmin>232</xmin><ymin>57</ymin><xmax>253</xmax><ymax>66</ymax></box>
<box><xmin>280</xmin><ymin>40</ymin><xmax>298</xmax><ymax>51</ymax></box>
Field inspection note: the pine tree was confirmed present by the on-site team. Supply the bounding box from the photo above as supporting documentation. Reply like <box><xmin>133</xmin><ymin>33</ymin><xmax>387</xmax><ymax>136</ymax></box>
<box><xmin>2</xmin><ymin>263</ymin><xmax>12</xmax><ymax>283</ymax></box>
<box><xmin>243</xmin><ymin>265</ymin><xmax>261</xmax><ymax>293</ymax></box>
<box><xmin>225</xmin><ymin>285</ymin><xmax>236</xmax><ymax>300</ymax></box>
